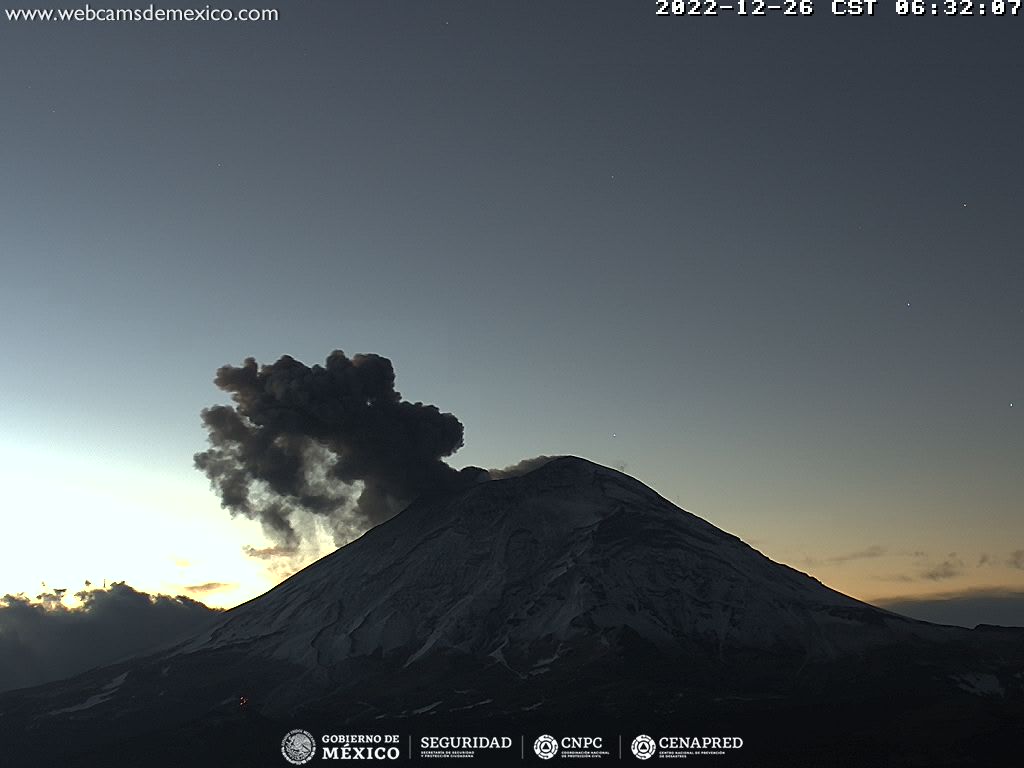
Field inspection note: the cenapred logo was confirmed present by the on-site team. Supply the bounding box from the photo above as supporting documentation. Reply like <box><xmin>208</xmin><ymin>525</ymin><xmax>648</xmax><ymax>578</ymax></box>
<box><xmin>534</xmin><ymin>734</ymin><xmax>559</xmax><ymax>760</ymax></box>
<box><xmin>631</xmin><ymin>734</ymin><xmax>656</xmax><ymax>760</ymax></box>
<box><xmin>281</xmin><ymin>729</ymin><xmax>317</xmax><ymax>765</ymax></box>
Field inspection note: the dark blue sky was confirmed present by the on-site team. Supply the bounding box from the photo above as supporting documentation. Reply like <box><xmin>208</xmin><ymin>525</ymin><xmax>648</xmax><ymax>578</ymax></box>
<box><xmin>1</xmin><ymin>3</ymin><xmax>1021</xmax><ymax>614</ymax></box>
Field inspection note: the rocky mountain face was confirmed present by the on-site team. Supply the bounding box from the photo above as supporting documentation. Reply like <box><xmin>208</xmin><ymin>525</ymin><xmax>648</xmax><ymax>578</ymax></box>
<box><xmin>2</xmin><ymin>457</ymin><xmax>1021</xmax><ymax>766</ymax></box>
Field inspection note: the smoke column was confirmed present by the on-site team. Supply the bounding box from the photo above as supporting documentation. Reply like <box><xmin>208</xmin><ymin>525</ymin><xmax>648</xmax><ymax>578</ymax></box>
<box><xmin>195</xmin><ymin>350</ymin><xmax>467</xmax><ymax>555</ymax></box>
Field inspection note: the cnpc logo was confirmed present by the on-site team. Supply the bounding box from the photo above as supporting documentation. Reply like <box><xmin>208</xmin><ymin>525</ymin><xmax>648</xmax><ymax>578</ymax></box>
<box><xmin>534</xmin><ymin>734</ymin><xmax>604</xmax><ymax>759</ymax></box>
<box><xmin>534</xmin><ymin>735</ymin><xmax>558</xmax><ymax>759</ymax></box>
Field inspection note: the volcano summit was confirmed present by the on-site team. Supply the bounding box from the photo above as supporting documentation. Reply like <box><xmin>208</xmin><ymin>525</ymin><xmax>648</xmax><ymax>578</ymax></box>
<box><xmin>2</xmin><ymin>458</ymin><xmax>1021</xmax><ymax>766</ymax></box>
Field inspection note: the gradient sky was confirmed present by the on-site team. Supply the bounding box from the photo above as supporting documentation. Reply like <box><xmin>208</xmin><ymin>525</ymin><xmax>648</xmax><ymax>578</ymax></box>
<box><xmin>1</xmin><ymin>3</ymin><xmax>1021</xmax><ymax>617</ymax></box>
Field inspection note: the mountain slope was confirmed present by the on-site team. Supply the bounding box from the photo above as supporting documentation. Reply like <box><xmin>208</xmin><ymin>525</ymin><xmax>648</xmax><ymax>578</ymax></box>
<box><xmin>187</xmin><ymin>456</ymin><xmax>943</xmax><ymax>671</ymax></box>
<box><xmin>2</xmin><ymin>457</ymin><xmax>1021</xmax><ymax>766</ymax></box>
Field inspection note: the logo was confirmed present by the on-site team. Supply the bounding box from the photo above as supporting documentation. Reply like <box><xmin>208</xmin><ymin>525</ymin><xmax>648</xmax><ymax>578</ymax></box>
<box><xmin>281</xmin><ymin>729</ymin><xmax>317</xmax><ymax>765</ymax></box>
<box><xmin>631</xmin><ymin>734</ymin><xmax>656</xmax><ymax>760</ymax></box>
<box><xmin>534</xmin><ymin>734</ymin><xmax>559</xmax><ymax>760</ymax></box>
<box><xmin>319</xmin><ymin>733</ymin><xmax>401</xmax><ymax>760</ymax></box>
<box><xmin>418</xmin><ymin>736</ymin><xmax>515</xmax><ymax>759</ymax></box>
<box><xmin>644</xmin><ymin>735</ymin><xmax>744</xmax><ymax>758</ymax></box>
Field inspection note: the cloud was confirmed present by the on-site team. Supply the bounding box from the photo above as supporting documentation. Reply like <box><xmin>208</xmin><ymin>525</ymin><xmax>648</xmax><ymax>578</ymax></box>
<box><xmin>803</xmin><ymin>544</ymin><xmax>886</xmax><ymax>567</ymax></box>
<box><xmin>0</xmin><ymin>583</ymin><xmax>220</xmax><ymax>694</ymax></box>
<box><xmin>1007</xmin><ymin>550</ymin><xmax>1024</xmax><ymax>570</ymax></box>
<box><xmin>487</xmin><ymin>455</ymin><xmax>562</xmax><ymax>480</ymax></box>
<box><xmin>195</xmin><ymin>350</ymin><xmax>477</xmax><ymax>557</ymax></box>
<box><xmin>874</xmin><ymin>573</ymin><xmax>916</xmax><ymax>583</ymax></box>
<box><xmin>183</xmin><ymin>582</ymin><xmax>234</xmax><ymax>594</ymax></box>
<box><xmin>921</xmin><ymin>556</ymin><xmax>965</xmax><ymax>581</ymax></box>
<box><xmin>872</xmin><ymin>552</ymin><xmax>1000</xmax><ymax>582</ymax></box>
<box><xmin>828</xmin><ymin>545</ymin><xmax>886</xmax><ymax>564</ymax></box>
<box><xmin>876</xmin><ymin>588</ymin><xmax>1024</xmax><ymax>628</ymax></box>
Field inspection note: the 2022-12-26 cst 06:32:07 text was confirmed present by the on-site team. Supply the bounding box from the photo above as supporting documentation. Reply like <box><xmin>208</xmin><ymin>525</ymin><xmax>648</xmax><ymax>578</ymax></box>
<box><xmin>655</xmin><ymin>0</ymin><xmax>1022</xmax><ymax>15</ymax></box>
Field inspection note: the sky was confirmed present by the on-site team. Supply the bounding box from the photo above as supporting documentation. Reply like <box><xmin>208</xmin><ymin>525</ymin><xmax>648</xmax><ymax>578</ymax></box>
<box><xmin>1</xmin><ymin>3</ymin><xmax>1021</xmax><ymax>623</ymax></box>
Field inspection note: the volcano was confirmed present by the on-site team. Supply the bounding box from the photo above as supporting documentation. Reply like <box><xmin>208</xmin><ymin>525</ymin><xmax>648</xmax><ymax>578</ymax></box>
<box><xmin>2</xmin><ymin>457</ymin><xmax>1022</xmax><ymax>766</ymax></box>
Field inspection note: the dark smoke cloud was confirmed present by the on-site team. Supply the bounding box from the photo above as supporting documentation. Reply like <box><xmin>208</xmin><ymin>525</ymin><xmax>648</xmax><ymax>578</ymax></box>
<box><xmin>0</xmin><ymin>583</ymin><xmax>220</xmax><ymax>694</ymax></box>
<box><xmin>195</xmin><ymin>350</ymin><xmax>470</xmax><ymax>555</ymax></box>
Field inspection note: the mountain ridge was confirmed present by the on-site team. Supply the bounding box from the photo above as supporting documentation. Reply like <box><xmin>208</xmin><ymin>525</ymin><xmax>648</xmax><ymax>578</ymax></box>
<box><xmin>2</xmin><ymin>456</ymin><xmax>1021</xmax><ymax>767</ymax></box>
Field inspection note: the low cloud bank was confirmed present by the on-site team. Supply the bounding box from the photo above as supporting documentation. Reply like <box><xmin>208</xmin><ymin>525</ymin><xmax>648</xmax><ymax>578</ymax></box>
<box><xmin>877</xmin><ymin>588</ymin><xmax>1024</xmax><ymax>628</ymax></box>
<box><xmin>0</xmin><ymin>582</ymin><xmax>221</xmax><ymax>693</ymax></box>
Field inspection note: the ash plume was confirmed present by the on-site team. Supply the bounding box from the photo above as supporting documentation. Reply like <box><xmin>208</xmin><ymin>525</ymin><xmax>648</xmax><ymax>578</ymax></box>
<box><xmin>195</xmin><ymin>350</ymin><xmax>468</xmax><ymax>554</ymax></box>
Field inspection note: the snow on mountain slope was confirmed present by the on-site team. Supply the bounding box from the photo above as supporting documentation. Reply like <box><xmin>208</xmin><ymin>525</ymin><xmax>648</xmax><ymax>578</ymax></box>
<box><xmin>4</xmin><ymin>457</ymin><xmax>1022</xmax><ymax>768</ymax></box>
<box><xmin>181</xmin><ymin>456</ymin><xmax>942</xmax><ymax>672</ymax></box>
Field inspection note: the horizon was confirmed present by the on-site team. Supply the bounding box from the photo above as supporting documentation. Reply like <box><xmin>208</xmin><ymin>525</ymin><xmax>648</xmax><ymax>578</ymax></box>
<box><xmin>2</xmin><ymin>4</ymin><xmax>1022</xmax><ymax>632</ymax></box>
<box><xmin>3</xmin><ymin>450</ymin><xmax>1021</xmax><ymax>631</ymax></box>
